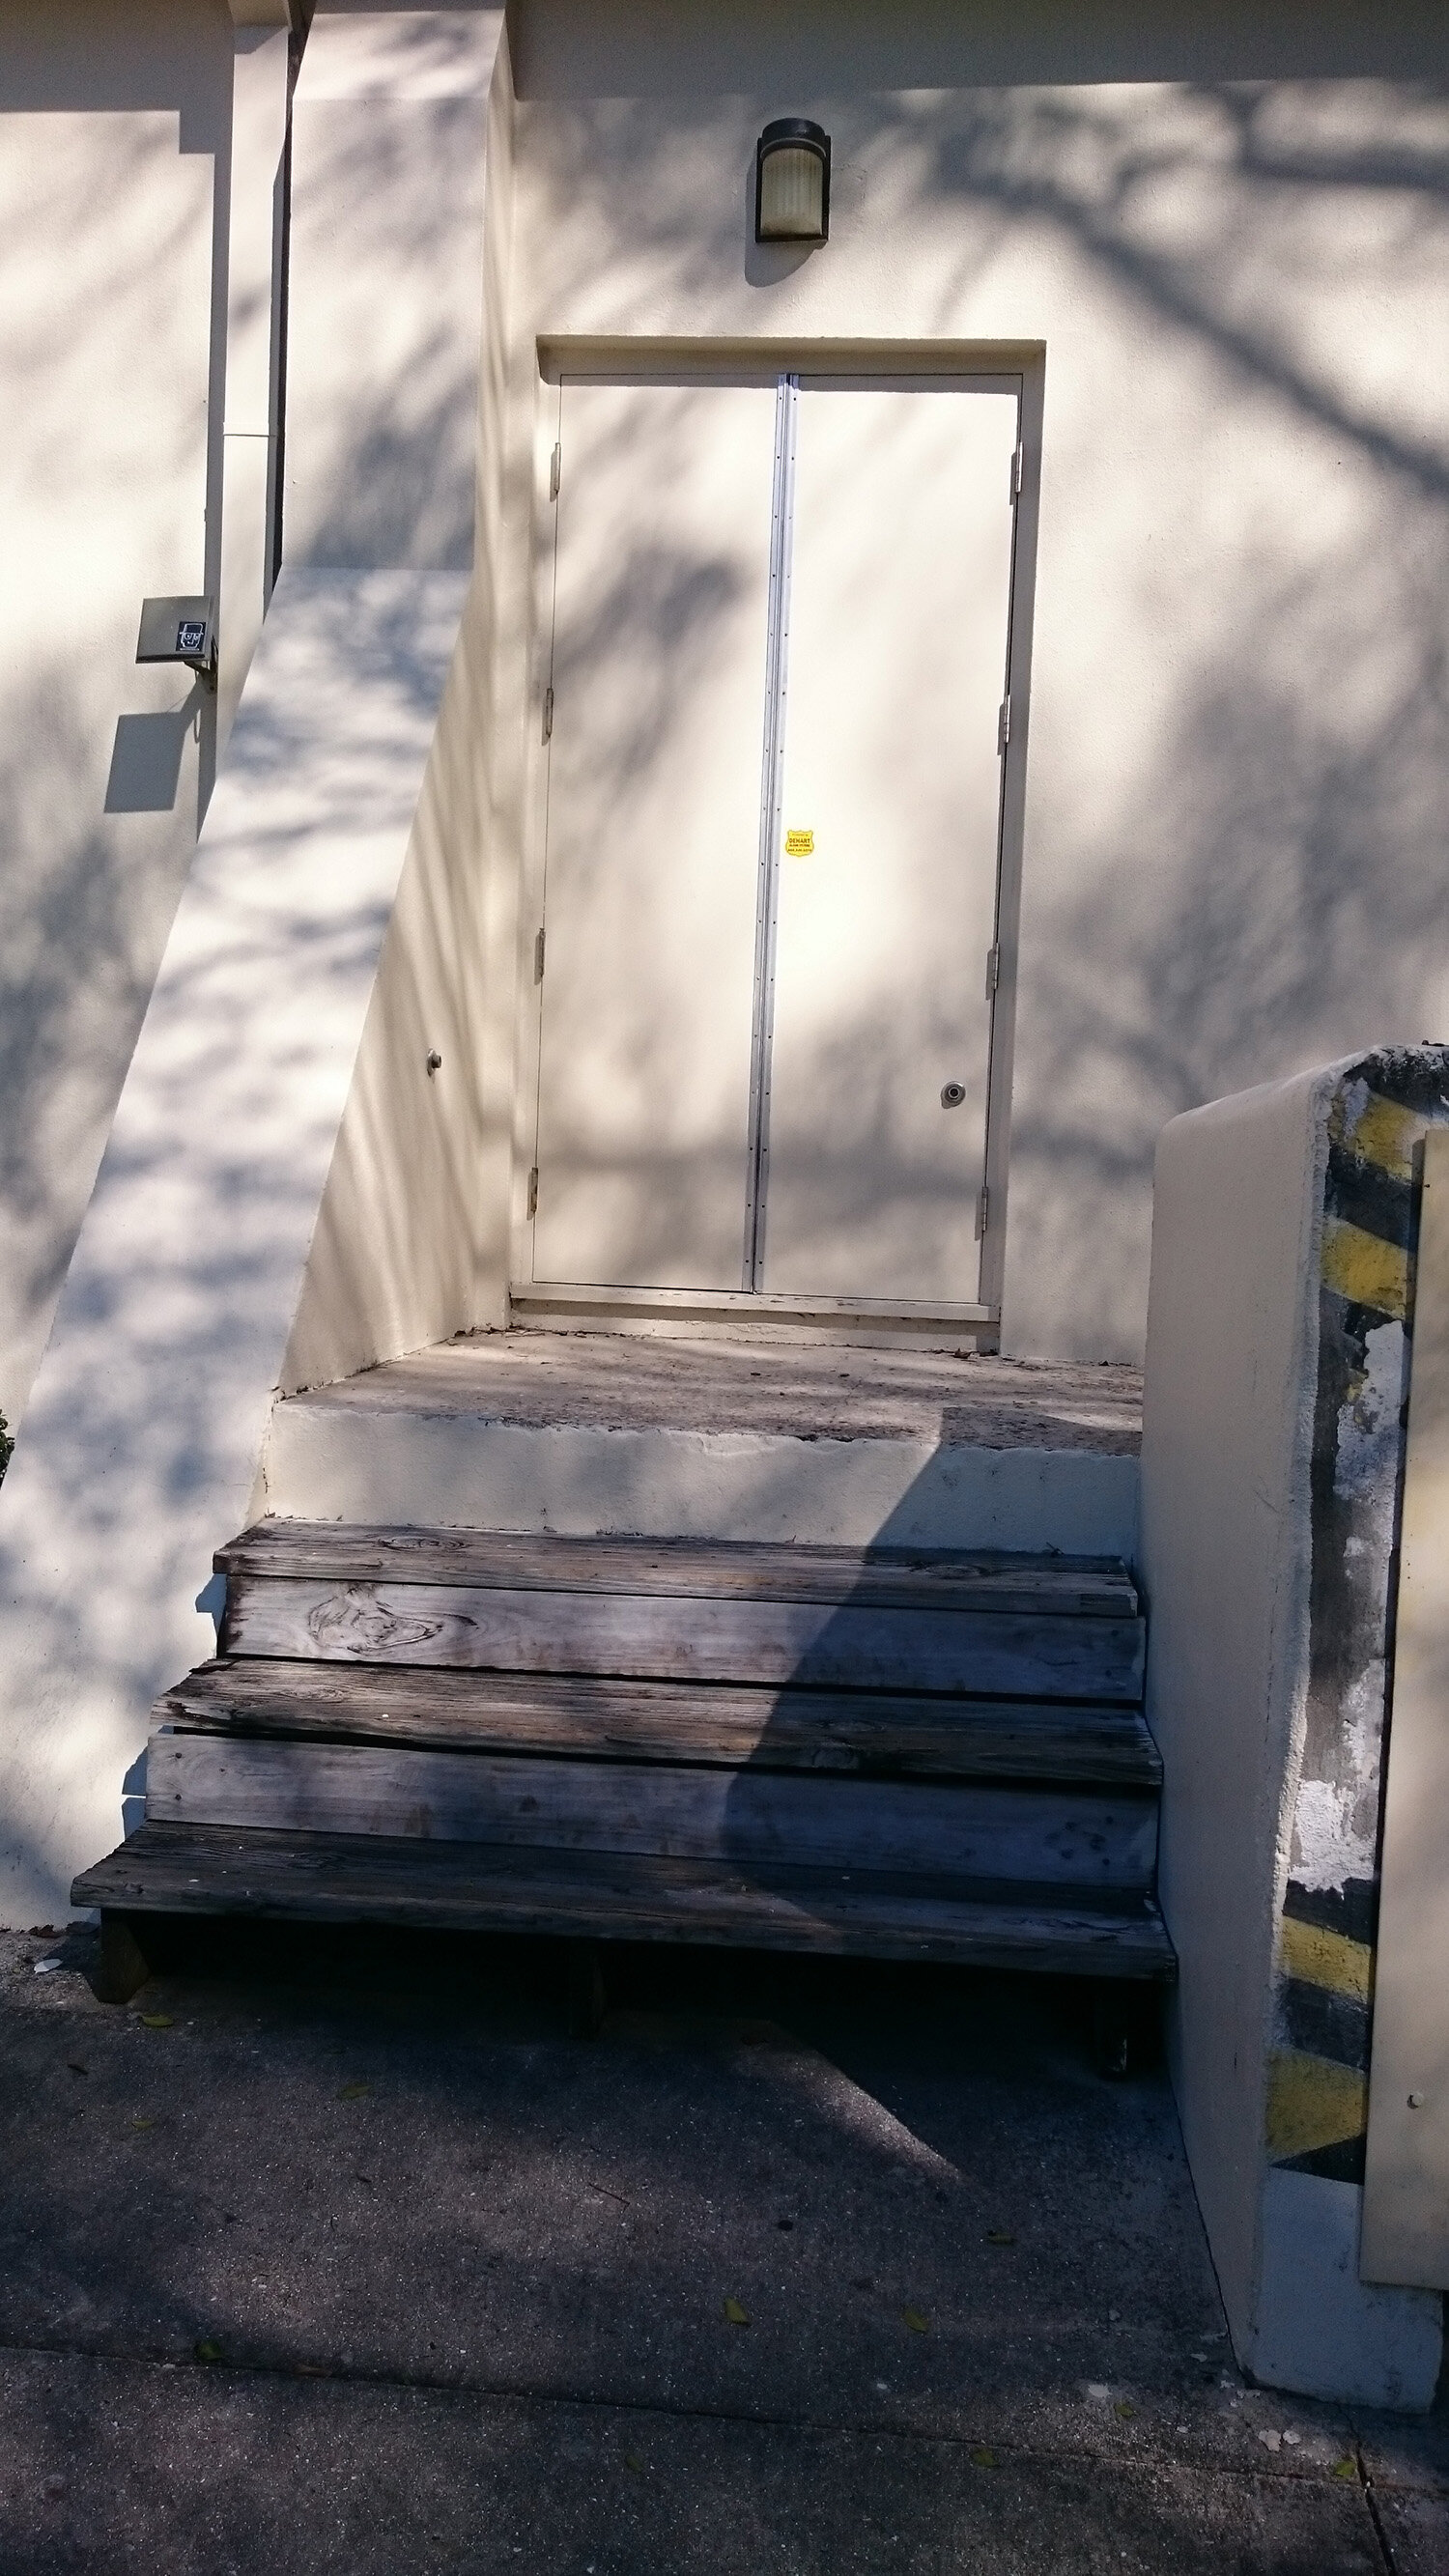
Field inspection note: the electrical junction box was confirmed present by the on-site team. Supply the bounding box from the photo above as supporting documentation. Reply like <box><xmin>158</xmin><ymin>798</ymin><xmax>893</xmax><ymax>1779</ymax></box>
<box><xmin>136</xmin><ymin>595</ymin><xmax>215</xmax><ymax>679</ymax></box>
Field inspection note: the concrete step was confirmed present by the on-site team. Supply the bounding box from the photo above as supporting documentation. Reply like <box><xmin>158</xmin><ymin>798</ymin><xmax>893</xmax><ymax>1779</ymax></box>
<box><xmin>260</xmin><ymin>1331</ymin><xmax>1141</xmax><ymax>1556</ymax></box>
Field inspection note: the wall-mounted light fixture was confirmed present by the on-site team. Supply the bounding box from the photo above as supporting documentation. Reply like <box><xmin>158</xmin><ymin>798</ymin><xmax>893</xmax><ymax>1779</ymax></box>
<box><xmin>754</xmin><ymin>118</ymin><xmax>830</xmax><ymax>244</ymax></box>
<box><xmin>136</xmin><ymin>594</ymin><xmax>216</xmax><ymax>687</ymax></box>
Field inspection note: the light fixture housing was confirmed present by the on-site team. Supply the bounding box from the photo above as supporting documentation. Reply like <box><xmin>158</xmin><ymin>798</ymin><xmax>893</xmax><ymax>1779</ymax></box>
<box><xmin>135</xmin><ymin>593</ymin><xmax>216</xmax><ymax>685</ymax></box>
<box><xmin>754</xmin><ymin>118</ymin><xmax>830</xmax><ymax>244</ymax></box>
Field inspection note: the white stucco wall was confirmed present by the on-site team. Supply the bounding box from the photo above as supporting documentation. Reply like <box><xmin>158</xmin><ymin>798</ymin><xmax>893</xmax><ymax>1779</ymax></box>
<box><xmin>0</xmin><ymin>0</ymin><xmax>292</xmax><ymax>1430</ymax></box>
<box><xmin>0</xmin><ymin>2</ymin><xmax>233</xmax><ymax>1428</ymax></box>
<box><xmin>0</xmin><ymin>567</ymin><xmax>467</xmax><ymax>1928</ymax></box>
<box><xmin>283</xmin><ymin>5</ymin><xmax>499</xmax><ymax>571</ymax></box>
<box><xmin>4</xmin><ymin>0</ymin><xmax>1444</xmax><ymax>1432</ymax></box>
<box><xmin>491</xmin><ymin>0</ymin><xmax>1449</xmax><ymax>1359</ymax></box>
<box><xmin>0</xmin><ymin>2</ymin><xmax>516</xmax><ymax>1924</ymax></box>
<box><xmin>280</xmin><ymin>4</ymin><xmax>519</xmax><ymax>1385</ymax></box>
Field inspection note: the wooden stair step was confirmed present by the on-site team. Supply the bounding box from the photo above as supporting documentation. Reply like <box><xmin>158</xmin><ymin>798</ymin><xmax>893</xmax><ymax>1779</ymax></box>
<box><xmin>220</xmin><ymin>1577</ymin><xmax>1143</xmax><ymax>1701</ymax></box>
<box><xmin>72</xmin><ymin>1823</ymin><xmax>1177</xmax><ymax>1980</ymax></box>
<box><xmin>158</xmin><ymin>1659</ymin><xmax>1163</xmax><ymax>1787</ymax></box>
<box><xmin>145</xmin><ymin>1735</ymin><xmax>1158</xmax><ymax>1890</ymax></box>
<box><xmin>216</xmin><ymin>1522</ymin><xmax>1139</xmax><ymax>1619</ymax></box>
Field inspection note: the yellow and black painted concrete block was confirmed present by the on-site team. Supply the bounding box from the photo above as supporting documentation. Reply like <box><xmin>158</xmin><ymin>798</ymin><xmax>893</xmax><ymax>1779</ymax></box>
<box><xmin>1268</xmin><ymin>1048</ymin><xmax>1449</xmax><ymax>2187</ymax></box>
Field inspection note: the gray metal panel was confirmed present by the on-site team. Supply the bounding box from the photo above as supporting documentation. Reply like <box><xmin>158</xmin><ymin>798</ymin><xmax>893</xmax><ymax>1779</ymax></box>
<box><xmin>744</xmin><ymin>373</ymin><xmax>797</xmax><ymax>1289</ymax></box>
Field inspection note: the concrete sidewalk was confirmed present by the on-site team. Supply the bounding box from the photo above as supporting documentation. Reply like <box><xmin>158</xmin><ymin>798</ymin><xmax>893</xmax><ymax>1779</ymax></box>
<box><xmin>0</xmin><ymin>1923</ymin><xmax>1444</xmax><ymax>2574</ymax></box>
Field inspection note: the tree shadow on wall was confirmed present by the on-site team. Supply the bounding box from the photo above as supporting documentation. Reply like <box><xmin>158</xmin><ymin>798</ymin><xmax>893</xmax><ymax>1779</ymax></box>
<box><xmin>526</xmin><ymin>71</ymin><xmax>1449</xmax><ymax>1349</ymax></box>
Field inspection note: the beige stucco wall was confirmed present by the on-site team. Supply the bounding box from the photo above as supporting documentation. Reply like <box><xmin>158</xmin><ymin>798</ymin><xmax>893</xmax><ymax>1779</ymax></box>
<box><xmin>0</xmin><ymin>3</ymin><xmax>512</xmax><ymax>1927</ymax></box>
<box><xmin>0</xmin><ymin>0</ymin><xmax>291</xmax><ymax>1428</ymax></box>
<box><xmin>279</xmin><ymin>4</ymin><xmax>519</xmax><ymax>1387</ymax></box>
<box><xmin>492</xmin><ymin>0</ymin><xmax>1449</xmax><ymax>1360</ymax></box>
<box><xmin>3</xmin><ymin>0</ymin><xmax>1443</xmax><ymax>1425</ymax></box>
<box><xmin>0</xmin><ymin>2</ymin><xmax>232</xmax><ymax>1426</ymax></box>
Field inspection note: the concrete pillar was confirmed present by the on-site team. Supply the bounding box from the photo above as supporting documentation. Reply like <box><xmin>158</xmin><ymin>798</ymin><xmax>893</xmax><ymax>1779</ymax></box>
<box><xmin>1141</xmin><ymin>1047</ymin><xmax>1446</xmax><ymax>2410</ymax></box>
<box><xmin>283</xmin><ymin>6</ymin><xmax>500</xmax><ymax>573</ymax></box>
<box><xmin>217</xmin><ymin>4</ymin><xmax>291</xmax><ymax>753</ymax></box>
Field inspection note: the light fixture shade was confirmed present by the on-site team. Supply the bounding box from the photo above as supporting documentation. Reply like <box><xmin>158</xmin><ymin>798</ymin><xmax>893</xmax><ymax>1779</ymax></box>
<box><xmin>755</xmin><ymin>118</ymin><xmax>830</xmax><ymax>243</ymax></box>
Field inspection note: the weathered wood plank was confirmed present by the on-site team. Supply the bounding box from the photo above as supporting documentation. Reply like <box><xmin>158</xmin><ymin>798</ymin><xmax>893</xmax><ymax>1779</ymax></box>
<box><xmin>220</xmin><ymin>1578</ymin><xmax>1145</xmax><ymax>1702</ymax></box>
<box><xmin>157</xmin><ymin>1658</ymin><xmax>1164</xmax><ymax>1786</ymax></box>
<box><xmin>74</xmin><ymin>1823</ymin><xmax>1176</xmax><ymax>1979</ymax></box>
<box><xmin>147</xmin><ymin>1735</ymin><xmax>1159</xmax><ymax>1888</ymax></box>
<box><xmin>215</xmin><ymin>1522</ymin><xmax>1138</xmax><ymax>1618</ymax></box>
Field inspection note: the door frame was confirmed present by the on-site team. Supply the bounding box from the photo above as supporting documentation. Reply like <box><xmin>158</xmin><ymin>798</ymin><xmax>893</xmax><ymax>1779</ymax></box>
<box><xmin>509</xmin><ymin>337</ymin><xmax>1046</xmax><ymax>1346</ymax></box>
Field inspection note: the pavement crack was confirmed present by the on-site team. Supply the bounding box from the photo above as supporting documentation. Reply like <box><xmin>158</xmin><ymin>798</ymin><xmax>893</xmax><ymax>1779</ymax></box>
<box><xmin>1361</xmin><ymin>2451</ymin><xmax>1406</xmax><ymax>2576</ymax></box>
<box><xmin>0</xmin><ymin>2328</ymin><xmax>1398</xmax><ymax>2497</ymax></box>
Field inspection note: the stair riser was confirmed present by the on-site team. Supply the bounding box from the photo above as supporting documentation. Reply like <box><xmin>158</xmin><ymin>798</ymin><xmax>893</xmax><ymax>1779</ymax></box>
<box><xmin>147</xmin><ymin>1736</ymin><xmax>1159</xmax><ymax>1889</ymax></box>
<box><xmin>221</xmin><ymin>1579</ymin><xmax>1146</xmax><ymax>1703</ymax></box>
<box><xmin>159</xmin><ymin>1659</ymin><xmax>1163</xmax><ymax>1785</ymax></box>
<box><xmin>264</xmin><ymin>1411</ymin><xmax>1140</xmax><ymax>1557</ymax></box>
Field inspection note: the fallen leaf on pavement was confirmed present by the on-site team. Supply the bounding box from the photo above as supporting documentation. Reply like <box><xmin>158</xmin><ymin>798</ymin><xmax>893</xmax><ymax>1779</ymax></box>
<box><xmin>139</xmin><ymin>2014</ymin><xmax>173</xmax><ymax>2030</ymax></box>
<box><xmin>902</xmin><ymin>2307</ymin><xmax>930</xmax><ymax>2333</ymax></box>
<box><xmin>1114</xmin><ymin>2400</ymin><xmax>1135</xmax><ymax>2420</ymax></box>
<box><xmin>624</xmin><ymin>2454</ymin><xmax>644</xmax><ymax>2474</ymax></box>
<box><xmin>971</xmin><ymin>2448</ymin><xmax>994</xmax><ymax>2469</ymax></box>
<box><xmin>337</xmin><ymin>2083</ymin><xmax>369</xmax><ymax>2102</ymax></box>
<box><xmin>985</xmin><ymin>2231</ymin><xmax>1016</xmax><ymax>2247</ymax></box>
<box><xmin>723</xmin><ymin>2298</ymin><xmax>750</xmax><ymax>2326</ymax></box>
<box><xmin>194</xmin><ymin>2340</ymin><xmax>222</xmax><ymax>2365</ymax></box>
<box><xmin>1332</xmin><ymin>2458</ymin><xmax>1358</xmax><ymax>2481</ymax></box>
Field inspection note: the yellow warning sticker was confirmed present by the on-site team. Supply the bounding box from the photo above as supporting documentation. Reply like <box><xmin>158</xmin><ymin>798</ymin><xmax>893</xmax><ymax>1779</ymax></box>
<box><xmin>784</xmin><ymin>829</ymin><xmax>814</xmax><ymax>857</ymax></box>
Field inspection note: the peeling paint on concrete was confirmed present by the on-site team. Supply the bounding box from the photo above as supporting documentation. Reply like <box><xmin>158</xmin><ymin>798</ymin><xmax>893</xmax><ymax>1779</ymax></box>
<box><xmin>1272</xmin><ymin>1049</ymin><xmax>1449</xmax><ymax>2189</ymax></box>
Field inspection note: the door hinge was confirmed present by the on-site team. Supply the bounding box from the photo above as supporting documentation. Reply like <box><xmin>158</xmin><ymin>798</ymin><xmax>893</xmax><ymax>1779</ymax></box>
<box><xmin>534</xmin><ymin>926</ymin><xmax>546</xmax><ymax>982</ymax></box>
<box><xmin>550</xmin><ymin>440</ymin><xmax>561</xmax><ymax>500</ymax></box>
<box><xmin>542</xmin><ymin>684</ymin><xmax>554</xmax><ymax>743</ymax></box>
<box><xmin>976</xmin><ymin>1184</ymin><xmax>990</xmax><ymax>1239</ymax></box>
<box><xmin>985</xmin><ymin>943</ymin><xmax>1000</xmax><ymax>998</ymax></box>
<box><xmin>1011</xmin><ymin>440</ymin><xmax>1023</xmax><ymax>499</ymax></box>
<box><xmin>526</xmin><ymin>1165</ymin><xmax>539</xmax><ymax>1219</ymax></box>
<box><xmin>998</xmin><ymin>695</ymin><xmax>1011</xmax><ymax>753</ymax></box>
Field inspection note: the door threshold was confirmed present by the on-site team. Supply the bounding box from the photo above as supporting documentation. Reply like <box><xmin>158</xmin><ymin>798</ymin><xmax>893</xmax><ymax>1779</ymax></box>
<box><xmin>510</xmin><ymin>1283</ymin><xmax>1000</xmax><ymax>1353</ymax></box>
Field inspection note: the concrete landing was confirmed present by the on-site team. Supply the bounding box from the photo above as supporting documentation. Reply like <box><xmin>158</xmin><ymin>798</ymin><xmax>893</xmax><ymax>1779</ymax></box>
<box><xmin>1</xmin><ymin>1921</ymin><xmax>1439</xmax><ymax>2573</ymax></box>
<box><xmin>262</xmin><ymin>1334</ymin><xmax>1142</xmax><ymax>1555</ymax></box>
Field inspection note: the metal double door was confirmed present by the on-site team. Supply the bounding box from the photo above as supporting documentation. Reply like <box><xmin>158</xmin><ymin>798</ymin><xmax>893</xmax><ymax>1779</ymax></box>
<box><xmin>527</xmin><ymin>370</ymin><xmax>1021</xmax><ymax>1303</ymax></box>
